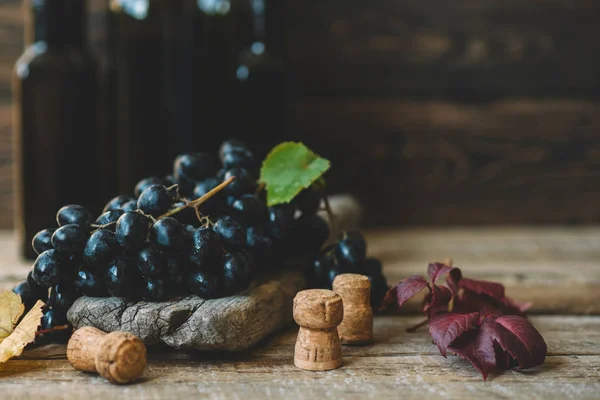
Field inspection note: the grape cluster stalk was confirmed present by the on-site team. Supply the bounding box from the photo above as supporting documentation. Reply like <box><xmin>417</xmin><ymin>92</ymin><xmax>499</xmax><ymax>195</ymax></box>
<box><xmin>12</xmin><ymin>139</ymin><xmax>388</xmax><ymax>339</ymax></box>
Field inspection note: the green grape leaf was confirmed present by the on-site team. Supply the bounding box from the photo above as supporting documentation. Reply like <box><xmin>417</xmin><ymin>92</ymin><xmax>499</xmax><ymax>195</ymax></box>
<box><xmin>260</xmin><ymin>142</ymin><xmax>331</xmax><ymax>206</ymax></box>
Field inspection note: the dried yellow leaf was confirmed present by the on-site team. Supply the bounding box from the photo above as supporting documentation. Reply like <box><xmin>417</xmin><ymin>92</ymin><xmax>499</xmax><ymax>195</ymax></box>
<box><xmin>0</xmin><ymin>291</ymin><xmax>25</xmax><ymax>340</ymax></box>
<box><xmin>0</xmin><ymin>299</ymin><xmax>44</xmax><ymax>363</ymax></box>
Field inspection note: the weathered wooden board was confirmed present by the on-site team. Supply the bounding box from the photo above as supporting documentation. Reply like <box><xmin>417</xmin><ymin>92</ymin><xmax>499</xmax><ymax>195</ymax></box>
<box><xmin>68</xmin><ymin>270</ymin><xmax>305</xmax><ymax>351</ymax></box>
<box><xmin>1</xmin><ymin>316</ymin><xmax>599</xmax><ymax>399</ymax></box>
<box><xmin>369</xmin><ymin>228</ymin><xmax>600</xmax><ymax>314</ymax></box>
<box><xmin>287</xmin><ymin>0</ymin><xmax>600</xmax><ymax>96</ymax></box>
<box><xmin>2</xmin><ymin>226</ymin><xmax>600</xmax><ymax>315</ymax></box>
<box><xmin>295</xmin><ymin>98</ymin><xmax>600</xmax><ymax>225</ymax></box>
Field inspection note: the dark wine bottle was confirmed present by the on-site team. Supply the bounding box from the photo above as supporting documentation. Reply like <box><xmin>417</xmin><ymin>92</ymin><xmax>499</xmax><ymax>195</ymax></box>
<box><xmin>193</xmin><ymin>0</ymin><xmax>238</xmax><ymax>155</ymax></box>
<box><xmin>13</xmin><ymin>0</ymin><xmax>103</xmax><ymax>259</ymax></box>
<box><xmin>231</xmin><ymin>0</ymin><xmax>286</xmax><ymax>159</ymax></box>
<box><xmin>111</xmin><ymin>0</ymin><xmax>197</xmax><ymax>194</ymax></box>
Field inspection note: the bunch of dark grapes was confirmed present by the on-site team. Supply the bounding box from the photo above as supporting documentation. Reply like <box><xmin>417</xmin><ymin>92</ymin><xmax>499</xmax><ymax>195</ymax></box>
<box><xmin>309</xmin><ymin>231</ymin><xmax>389</xmax><ymax>309</ymax></box>
<box><xmin>12</xmin><ymin>139</ymin><xmax>340</xmax><ymax>334</ymax></box>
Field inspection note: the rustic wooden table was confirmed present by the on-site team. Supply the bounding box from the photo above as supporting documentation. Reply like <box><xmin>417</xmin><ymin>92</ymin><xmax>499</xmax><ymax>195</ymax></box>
<box><xmin>1</xmin><ymin>229</ymin><xmax>599</xmax><ymax>399</ymax></box>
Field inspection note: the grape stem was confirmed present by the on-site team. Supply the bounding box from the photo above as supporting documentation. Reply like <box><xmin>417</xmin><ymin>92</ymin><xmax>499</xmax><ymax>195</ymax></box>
<box><xmin>159</xmin><ymin>176</ymin><xmax>236</xmax><ymax>219</ymax></box>
<box><xmin>36</xmin><ymin>324</ymin><xmax>70</xmax><ymax>336</ymax></box>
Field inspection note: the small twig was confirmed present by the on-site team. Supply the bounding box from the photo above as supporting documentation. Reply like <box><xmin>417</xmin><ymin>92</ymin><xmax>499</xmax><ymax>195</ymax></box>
<box><xmin>255</xmin><ymin>182</ymin><xmax>265</xmax><ymax>195</ymax></box>
<box><xmin>36</xmin><ymin>324</ymin><xmax>70</xmax><ymax>336</ymax></box>
<box><xmin>160</xmin><ymin>176</ymin><xmax>235</xmax><ymax>219</ymax></box>
<box><xmin>406</xmin><ymin>318</ymin><xmax>429</xmax><ymax>333</ymax></box>
<box><xmin>91</xmin><ymin>221</ymin><xmax>118</xmax><ymax>233</ymax></box>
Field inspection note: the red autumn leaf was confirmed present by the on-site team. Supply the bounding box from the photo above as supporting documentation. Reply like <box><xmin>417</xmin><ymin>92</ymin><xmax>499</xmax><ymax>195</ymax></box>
<box><xmin>423</xmin><ymin>284</ymin><xmax>453</xmax><ymax>317</ymax></box>
<box><xmin>446</xmin><ymin>267</ymin><xmax>463</xmax><ymax>293</ymax></box>
<box><xmin>487</xmin><ymin>315</ymin><xmax>547</xmax><ymax>369</ymax></box>
<box><xmin>389</xmin><ymin>261</ymin><xmax>547</xmax><ymax>380</ymax></box>
<box><xmin>459</xmin><ymin>278</ymin><xmax>505</xmax><ymax>300</ymax></box>
<box><xmin>454</xmin><ymin>291</ymin><xmax>527</xmax><ymax>318</ymax></box>
<box><xmin>428</xmin><ymin>312</ymin><xmax>479</xmax><ymax>356</ymax></box>
<box><xmin>427</xmin><ymin>262</ymin><xmax>454</xmax><ymax>284</ymax></box>
<box><xmin>381</xmin><ymin>274</ymin><xmax>428</xmax><ymax>309</ymax></box>
<box><xmin>448</xmin><ymin>325</ymin><xmax>497</xmax><ymax>380</ymax></box>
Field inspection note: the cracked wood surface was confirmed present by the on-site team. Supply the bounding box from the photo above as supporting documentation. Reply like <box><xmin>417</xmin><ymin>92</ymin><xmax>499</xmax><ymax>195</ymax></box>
<box><xmin>67</xmin><ymin>271</ymin><xmax>304</xmax><ymax>351</ymax></box>
<box><xmin>1</xmin><ymin>227</ymin><xmax>600</xmax><ymax>398</ymax></box>
<box><xmin>0</xmin><ymin>316</ymin><xmax>599</xmax><ymax>399</ymax></box>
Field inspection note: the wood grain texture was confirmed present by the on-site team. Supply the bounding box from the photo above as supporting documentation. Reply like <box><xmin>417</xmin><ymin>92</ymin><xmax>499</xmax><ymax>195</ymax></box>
<box><xmin>287</xmin><ymin>0</ymin><xmax>600</xmax><ymax>96</ymax></box>
<box><xmin>0</xmin><ymin>316</ymin><xmax>599</xmax><ymax>399</ymax></box>
<box><xmin>295</xmin><ymin>98</ymin><xmax>600</xmax><ymax>225</ymax></box>
<box><xmin>2</xmin><ymin>227</ymin><xmax>600</xmax><ymax>315</ymax></box>
<box><xmin>1</xmin><ymin>0</ymin><xmax>600</xmax><ymax>226</ymax></box>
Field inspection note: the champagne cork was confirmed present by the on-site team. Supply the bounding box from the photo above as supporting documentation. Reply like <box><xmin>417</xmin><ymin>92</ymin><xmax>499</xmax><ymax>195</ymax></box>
<box><xmin>293</xmin><ymin>289</ymin><xmax>343</xmax><ymax>371</ymax></box>
<box><xmin>67</xmin><ymin>326</ymin><xmax>147</xmax><ymax>384</ymax></box>
<box><xmin>333</xmin><ymin>273</ymin><xmax>373</xmax><ymax>344</ymax></box>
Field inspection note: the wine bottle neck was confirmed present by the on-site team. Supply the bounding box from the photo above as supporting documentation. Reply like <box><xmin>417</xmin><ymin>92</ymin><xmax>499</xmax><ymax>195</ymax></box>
<box><xmin>30</xmin><ymin>0</ymin><xmax>86</xmax><ymax>48</ymax></box>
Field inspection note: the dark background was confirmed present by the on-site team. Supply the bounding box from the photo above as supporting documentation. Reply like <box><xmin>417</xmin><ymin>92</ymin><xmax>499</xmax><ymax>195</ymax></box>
<box><xmin>1</xmin><ymin>0</ymin><xmax>600</xmax><ymax>227</ymax></box>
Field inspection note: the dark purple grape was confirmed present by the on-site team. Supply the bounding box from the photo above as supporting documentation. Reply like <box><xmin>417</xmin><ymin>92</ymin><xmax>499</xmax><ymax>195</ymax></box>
<box><xmin>221</xmin><ymin>148</ymin><xmax>255</xmax><ymax>171</ymax></box>
<box><xmin>193</xmin><ymin>177</ymin><xmax>224</xmax><ymax>214</ymax></box>
<box><xmin>41</xmin><ymin>308</ymin><xmax>68</xmax><ymax>330</ymax></box>
<box><xmin>74</xmin><ymin>267</ymin><xmax>107</xmax><ymax>297</ymax></box>
<box><xmin>83</xmin><ymin>229</ymin><xmax>119</xmax><ymax>268</ymax></box>
<box><xmin>140</xmin><ymin>277</ymin><xmax>165</xmax><ymax>301</ymax></box>
<box><xmin>27</xmin><ymin>270</ymin><xmax>48</xmax><ymax>299</ymax></box>
<box><xmin>222</xmin><ymin>168</ymin><xmax>256</xmax><ymax>197</ymax></box>
<box><xmin>115</xmin><ymin>211</ymin><xmax>150</xmax><ymax>253</ymax></box>
<box><xmin>56</xmin><ymin>205</ymin><xmax>94</xmax><ymax>228</ymax></box>
<box><xmin>267</xmin><ymin>204</ymin><xmax>296</xmax><ymax>241</ymax></box>
<box><xmin>335</xmin><ymin>231</ymin><xmax>367</xmax><ymax>268</ymax></box>
<box><xmin>163</xmin><ymin>174</ymin><xmax>177</xmax><ymax>186</ymax></box>
<box><xmin>121</xmin><ymin>200</ymin><xmax>138</xmax><ymax>212</ymax></box>
<box><xmin>134</xmin><ymin>176</ymin><xmax>165</xmax><ymax>197</ymax></box>
<box><xmin>294</xmin><ymin>188</ymin><xmax>321</xmax><ymax>216</ymax></box>
<box><xmin>149</xmin><ymin>217</ymin><xmax>188</xmax><ymax>251</ymax></box>
<box><xmin>95</xmin><ymin>210</ymin><xmax>124</xmax><ymax>230</ymax></box>
<box><xmin>327</xmin><ymin>263</ymin><xmax>353</xmax><ymax>289</ymax></box>
<box><xmin>136</xmin><ymin>247</ymin><xmax>165</xmax><ymax>277</ymax></box>
<box><xmin>137</xmin><ymin>185</ymin><xmax>173</xmax><ymax>217</ymax></box>
<box><xmin>51</xmin><ymin>224</ymin><xmax>88</xmax><ymax>254</ymax></box>
<box><xmin>170</xmin><ymin>201</ymin><xmax>197</xmax><ymax>225</ymax></box>
<box><xmin>165</xmin><ymin>254</ymin><xmax>189</xmax><ymax>287</ymax></box>
<box><xmin>246</xmin><ymin>227</ymin><xmax>273</xmax><ymax>267</ymax></box>
<box><xmin>221</xmin><ymin>252</ymin><xmax>252</xmax><ymax>293</ymax></box>
<box><xmin>106</xmin><ymin>259</ymin><xmax>135</xmax><ymax>297</ymax></box>
<box><xmin>12</xmin><ymin>281</ymin><xmax>37</xmax><ymax>309</ymax></box>
<box><xmin>103</xmin><ymin>195</ymin><xmax>136</xmax><ymax>213</ymax></box>
<box><xmin>188</xmin><ymin>270</ymin><xmax>219</xmax><ymax>298</ymax></box>
<box><xmin>48</xmin><ymin>283</ymin><xmax>78</xmax><ymax>312</ymax></box>
<box><xmin>312</xmin><ymin>248</ymin><xmax>335</xmax><ymax>288</ymax></box>
<box><xmin>174</xmin><ymin>153</ymin><xmax>216</xmax><ymax>185</ymax></box>
<box><xmin>32</xmin><ymin>249</ymin><xmax>66</xmax><ymax>288</ymax></box>
<box><xmin>231</xmin><ymin>194</ymin><xmax>267</xmax><ymax>227</ymax></box>
<box><xmin>190</xmin><ymin>227</ymin><xmax>221</xmax><ymax>269</ymax></box>
<box><xmin>32</xmin><ymin>228</ymin><xmax>55</xmax><ymax>255</ymax></box>
<box><xmin>213</xmin><ymin>216</ymin><xmax>246</xmax><ymax>250</ymax></box>
<box><xmin>218</xmin><ymin>139</ymin><xmax>249</xmax><ymax>160</ymax></box>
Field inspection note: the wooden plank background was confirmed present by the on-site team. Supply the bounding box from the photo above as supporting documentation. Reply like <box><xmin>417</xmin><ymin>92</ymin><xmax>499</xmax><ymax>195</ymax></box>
<box><xmin>1</xmin><ymin>0</ymin><xmax>600</xmax><ymax>228</ymax></box>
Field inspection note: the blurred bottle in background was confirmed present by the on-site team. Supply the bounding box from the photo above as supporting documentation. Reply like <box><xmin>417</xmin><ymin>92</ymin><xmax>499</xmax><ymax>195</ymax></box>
<box><xmin>193</xmin><ymin>0</ymin><xmax>238</xmax><ymax>155</ymax></box>
<box><xmin>13</xmin><ymin>0</ymin><xmax>111</xmax><ymax>259</ymax></box>
<box><xmin>231</xmin><ymin>0</ymin><xmax>286</xmax><ymax>159</ymax></box>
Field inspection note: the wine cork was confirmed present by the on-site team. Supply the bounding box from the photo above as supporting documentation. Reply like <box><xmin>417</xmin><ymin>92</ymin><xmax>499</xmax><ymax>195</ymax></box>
<box><xmin>333</xmin><ymin>273</ymin><xmax>373</xmax><ymax>344</ymax></box>
<box><xmin>67</xmin><ymin>326</ymin><xmax>146</xmax><ymax>384</ymax></box>
<box><xmin>293</xmin><ymin>289</ymin><xmax>343</xmax><ymax>371</ymax></box>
